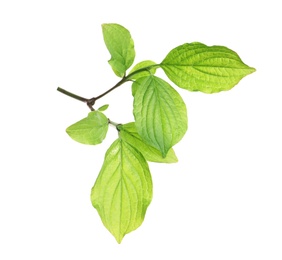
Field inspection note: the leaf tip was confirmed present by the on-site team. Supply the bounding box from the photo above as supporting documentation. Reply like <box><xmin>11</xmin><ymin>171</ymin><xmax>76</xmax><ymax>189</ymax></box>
<box><xmin>115</xmin><ymin>234</ymin><xmax>124</xmax><ymax>244</ymax></box>
<box><xmin>65</xmin><ymin>127</ymin><xmax>70</xmax><ymax>134</ymax></box>
<box><xmin>161</xmin><ymin>150</ymin><xmax>168</xmax><ymax>158</ymax></box>
<box><xmin>101</xmin><ymin>23</ymin><xmax>108</xmax><ymax>28</ymax></box>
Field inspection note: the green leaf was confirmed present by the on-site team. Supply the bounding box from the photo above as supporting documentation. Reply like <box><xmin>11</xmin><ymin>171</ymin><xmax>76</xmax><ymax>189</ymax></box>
<box><xmin>161</xmin><ymin>42</ymin><xmax>256</xmax><ymax>93</ymax></box>
<box><xmin>66</xmin><ymin>111</ymin><xmax>108</xmax><ymax>145</ymax></box>
<box><xmin>102</xmin><ymin>23</ymin><xmax>135</xmax><ymax>77</ymax></box>
<box><xmin>98</xmin><ymin>104</ymin><xmax>109</xmax><ymax>111</ymax></box>
<box><xmin>128</xmin><ymin>60</ymin><xmax>158</xmax><ymax>80</ymax></box>
<box><xmin>133</xmin><ymin>75</ymin><xmax>188</xmax><ymax>157</ymax></box>
<box><xmin>118</xmin><ymin>122</ymin><xmax>178</xmax><ymax>163</ymax></box>
<box><xmin>91</xmin><ymin>138</ymin><xmax>153</xmax><ymax>243</ymax></box>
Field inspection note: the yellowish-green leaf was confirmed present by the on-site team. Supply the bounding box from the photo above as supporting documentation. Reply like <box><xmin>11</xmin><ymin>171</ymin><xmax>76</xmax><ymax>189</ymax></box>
<box><xmin>102</xmin><ymin>23</ymin><xmax>135</xmax><ymax>77</ymax></box>
<box><xmin>118</xmin><ymin>122</ymin><xmax>178</xmax><ymax>163</ymax></box>
<box><xmin>133</xmin><ymin>75</ymin><xmax>188</xmax><ymax>157</ymax></box>
<box><xmin>66</xmin><ymin>111</ymin><xmax>108</xmax><ymax>145</ymax></box>
<box><xmin>91</xmin><ymin>138</ymin><xmax>153</xmax><ymax>243</ymax></box>
<box><xmin>128</xmin><ymin>60</ymin><xmax>158</xmax><ymax>80</ymax></box>
<box><xmin>161</xmin><ymin>42</ymin><xmax>255</xmax><ymax>93</ymax></box>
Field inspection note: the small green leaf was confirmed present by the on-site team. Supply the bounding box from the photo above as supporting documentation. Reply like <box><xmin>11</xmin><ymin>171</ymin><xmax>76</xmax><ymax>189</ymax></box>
<box><xmin>91</xmin><ymin>138</ymin><xmax>153</xmax><ymax>243</ymax></box>
<box><xmin>66</xmin><ymin>111</ymin><xmax>108</xmax><ymax>145</ymax></box>
<box><xmin>161</xmin><ymin>42</ymin><xmax>256</xmax><ymax>93</ymax></box>
<box><xmin>119</xmin><ymin>122</ymin><xmax>178</xmax><ymax>163</ymax></box>
<box><xmin>133</xmin><ymin>75</ymin><xmax>188</xmax><ymax>157</ymax></box>
<box><xmin>102</xmin><ymin>23</ymin><xmax>135</xmax><ymax>77</ymax></box>
<box><xmin>98</xmin><ymin>104</ymin><xmax>109</xmax><ymax>111</ymax></box>
<box><xmin>128</xmin><ymin>60</ymin><xmax>158</xmax><ymax>80</ymax></box>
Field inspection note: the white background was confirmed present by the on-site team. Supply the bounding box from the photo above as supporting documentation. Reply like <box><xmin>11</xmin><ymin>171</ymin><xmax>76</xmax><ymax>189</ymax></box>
<box><xmin>0</xmin><ymin>0</ymin><xmax>281</xmax><ymax>259</ymax></box>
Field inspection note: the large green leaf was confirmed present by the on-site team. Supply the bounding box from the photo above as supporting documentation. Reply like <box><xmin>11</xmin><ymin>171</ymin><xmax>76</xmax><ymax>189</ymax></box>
<box><xmin>133</xmin><ymin>75</ymin><xmax>188</xmax><ymax>157</ymax></box>
<box><xmin>161</xmin><ymin>42</ymin><xmax>256</xmax><ymax>93</ymax></box>
<box><xmin>66</xmin><ymin>111</ymin><xmax>108</xmax><ymax>145</ymax></box>
<box><xmin>102</xmin><ymin>23</ymin><xmax>135</xmax><ymax>77</ymax></box>
<box><xmin>91</xmin><ymin>138</ymin><xmax>153</xmax><ymax>243</ymax></box>
<box><xmin>128</xmin><ymin>60</ymin><xmax>158</xmax><ymax>80</ymax></box>
<box><xmin>118</xmin><ymin>122</ymin><xmax>178</xmax><ymax>163</ymax></box>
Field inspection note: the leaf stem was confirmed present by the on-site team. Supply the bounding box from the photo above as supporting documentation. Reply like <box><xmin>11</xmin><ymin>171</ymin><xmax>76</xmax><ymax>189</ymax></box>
<box><xmin>108</xmin><ymin>119</ymin><xmax>120</xmax><ymax>128</ymax></box>
<box><xmin>127</xmin><ymin>64</ymin><xmax>159</xmax><ymax>79</ymax></box>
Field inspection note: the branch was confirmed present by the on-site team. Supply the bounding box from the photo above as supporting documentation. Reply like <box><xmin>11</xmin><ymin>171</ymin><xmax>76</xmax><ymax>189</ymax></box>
<box><xmin>88</xmin><ymin>64</ymin><xmax>159</xmax><ymax>103</ymax></box>
<box><xmin>57</xmin><ymin>87</ymin><xmax>95</xmax><ymax>110</ymax></box>
<box><xmin>57</xmin><ymin>87</ymin><xmax>88</xmax><ymax>102</ymax></box>
<box><xmin>57</xmin><ymin>64</ymin><xmax>159</xmax><ymax>110</ymax></box>
<box><xmin>89</xmin><ymin>76</ymin><xmax>128</xmax><ymax>103</ymax></box>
